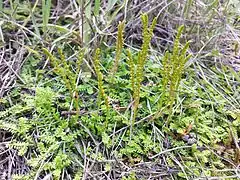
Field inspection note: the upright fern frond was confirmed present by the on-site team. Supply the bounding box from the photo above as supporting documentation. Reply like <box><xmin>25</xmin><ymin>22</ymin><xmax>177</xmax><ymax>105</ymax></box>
<box><xmin>159</xmin><ymin>25</ymin><xmax>191</xmax><ymax>124</ymax></box>
<box><xmin>42</xmin><ymin>48</ymin><xmax>84</xmax><ymax>112</ymax></box>
<box><xmin>110</xmin><ymin>21</ymin><xmax>125</xmax><ymax>79</ymax></box>
<box><xmin>42</xmin><ymin>48</ymin><xmax>60</xmax><ymax>70</ymax></box>
<box><xmin>74</xmin><ymin>49</ymin><xmax>85</xmax><ymax>113</ymax></box>
<box><xmin>93</xmin><ymin>48</ymin><xmax>110</xmax><ymax>119</ymax></box>
<box><xmin>133</xmin><ymin>14</ymin><xmax>157</xmax><ymax>121</ymax></box>
<box><xmin>58</xmin><ymin>48</ymin><xmax>74</xmax><ymax>94</ymax></box>
<box><xmin>76</xmin><ymin>49</ymin><xmax>85</xmax><ymax>79</ymax></box>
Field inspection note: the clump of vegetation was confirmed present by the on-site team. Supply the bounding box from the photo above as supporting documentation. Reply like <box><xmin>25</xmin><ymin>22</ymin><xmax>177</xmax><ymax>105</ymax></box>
<box><xmin>1</xmin><ymin>0</ymin><xmax>240</xmax><ymax>180</ymax></box>
<box><xmin>127</xmin><ymin>14</ymin><xmax>157</xmax><ymax>127</ymax></box>
<box><xmin>42</xmin><ymin>48</ymin><xmax>84</xmax><ymax>113</ymax></box>
<box><xmin>158</xmin><ymin>25</ymin><xmax>191</xmax><ymax>124</ymax></box>
<box><xmin>93</xmin><ymin>48</ymin><xmax>110</xmax><ymax>121</ymax></box>
<box><xmin>110</xmin><ymin>21</ymin><xmax>125</xmax><ymax>78</ymax></box>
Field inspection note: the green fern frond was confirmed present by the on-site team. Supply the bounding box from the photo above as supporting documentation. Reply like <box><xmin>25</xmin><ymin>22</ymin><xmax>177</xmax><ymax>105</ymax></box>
<box><xmin>93</xmin><ymin>48</ymin><xmax>110</xmax><ymax>118</ymax></box>
<box><xmin>9</xmin><ymin>140</ymin><xmax>30</xmax><ymax>156</ymax></box>
<box><xmin>76</xmin><ymin>49</ymin><xmax>85</xmax><ymax>79</ymax></box>
<box><xmin>133</xmin><ymin>14</ymin><xmax>157</xmax><ymax>121</ymax></box>
<box><xmin>42</xmin><ymin>48</ymin><xmax>60</xmax><ymax>70</ymax></box>
<box><xmin>159</xmin><ymin>25</ymin><xmax>191</xmax><ymax>124</ymax></box>
<box><xmin>111</xmin><ymin>21</ymin><xmax>125</xmax><ymax>77</ymax></box>
<box><xmin>0</xmin><ymin>104</ymin><xmax>32</xmax><ymax>119</ymax></box>
<box><xmin>42</xmin><ymin>47</ymin><xmax>84</xmax><ymax>112</ymax></box>
<box><xmin>127</xmin><ymin>49</ymin><xmax>135</xmax><ymax>93</ymax></box>
<box><xmin>0</xmin><ymin>121</ymin><xmax>18</xmax><ymax>134</ymax></box>
<box><xmin>57</xmin><ymin>48</ymin><xmax>75</xmax><ymax>93</ymax></box>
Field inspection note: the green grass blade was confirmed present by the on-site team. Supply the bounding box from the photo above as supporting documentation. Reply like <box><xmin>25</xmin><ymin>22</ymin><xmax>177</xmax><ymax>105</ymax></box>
<box><xmin>42</xmin><ymin>0</ymin><xmax>51</xmax><ymax>36</ymax></box>
<box><xmin>94</xmin><ymin>0</ymin><xmax>100</xmax><ymax>16</ymax></box>
<box><xmin>0</xmin><ymin>0</ymin><xmax>3</xmax><ymax>11</ymax></box>
<box><xmin>107</xmin><ymin>0</ymin><xmax>118</xmax><ymax>11</ymax></box>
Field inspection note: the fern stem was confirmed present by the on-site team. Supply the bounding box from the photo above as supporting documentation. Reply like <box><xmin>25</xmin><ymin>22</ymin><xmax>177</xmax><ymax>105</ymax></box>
<box><xmin>94</xmin><ymin>48</ymin><xmax>110</xmax><ymax>122</ymax></box>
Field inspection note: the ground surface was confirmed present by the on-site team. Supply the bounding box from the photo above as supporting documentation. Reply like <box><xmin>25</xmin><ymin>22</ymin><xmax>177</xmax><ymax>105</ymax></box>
<box><xmin>1</xmin><ymin>0</ymin><xmax>240</xmax><ymax>179</ymax></box>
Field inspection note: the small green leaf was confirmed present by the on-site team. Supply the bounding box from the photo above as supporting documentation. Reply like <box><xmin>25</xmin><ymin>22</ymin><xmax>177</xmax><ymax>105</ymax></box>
<box><xmin>105</xmin><ymin>163</ymin><xmax>111</xmax><ymax>172</ymax></box>
<box><xmin>102</xmin><ymin>132</ymin><xmax>110</xmax><ymax>147</ymax></box>
<box><xmin>87</xmin><ymin>86</ymin><xmax>94</xmax><ymax>94</ymax></box>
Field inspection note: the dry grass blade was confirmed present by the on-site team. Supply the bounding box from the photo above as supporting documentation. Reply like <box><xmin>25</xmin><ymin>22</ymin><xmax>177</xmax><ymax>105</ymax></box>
<box><xmin>0</xmin><ymin>44</ymin><xmax>26</xmax><ymax>97</ymax></box>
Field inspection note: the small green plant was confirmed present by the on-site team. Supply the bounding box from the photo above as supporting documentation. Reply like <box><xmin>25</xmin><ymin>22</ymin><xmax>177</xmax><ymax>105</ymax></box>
<box><xmin>158</xmin><ymin>25</ymin><xmax>191</xmax><ymax>124</ymax></box>
<box><xmin>0</xmin><ymin>86</ymin><xmax>76</xmax><ymax>180</ymax></box>
<box><xmin>93</xmin><ymin>48</ymin><xmax>110</xmax><ymax>121</ymax></box>
<box><xmin>2</xmin><ymin>1</ymin><xmax>240</xmax><ymax>179</ymax></box>
<box><xmin>110</xmin><ymin>21</ymin><xmax>125</xmax><ymax>79</ymax></box>
<box><xmin>42</xmin><ymin>47</ymin><xmax>84</xmax><ymax>113</ymax></box>
<box><xmin>127</xmin><ymin>14</ymin><xmax>157</xmax><ymax>128</ymax></box>
<box><xmin>121</xmin><ymin>171</ymin><xmax>137</xmax><ymax>180</ymax></box>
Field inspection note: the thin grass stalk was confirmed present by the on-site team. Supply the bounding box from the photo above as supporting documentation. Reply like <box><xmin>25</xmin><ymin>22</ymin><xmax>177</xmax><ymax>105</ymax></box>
<box><xmin>42</xmin><ymin>0</ymin><xmax>51</xmax><ymax>37</ymax></box>
<box><xmin>94</xmin><ymin>0</ymin><xmax>100</xmax><ymax>16</ymax></box>
<box><xmin>0</xmin><ymin>0</ymin><xmax>2</xmax><ymax>11</ymax></box>
<box><xmin>183</xmin><ymin>0</ymin><xmax>193</xmax><ymax>19</ymax></box>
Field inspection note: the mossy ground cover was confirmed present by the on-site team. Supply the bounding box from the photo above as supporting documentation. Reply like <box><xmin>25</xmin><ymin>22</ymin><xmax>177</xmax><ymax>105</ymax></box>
<box><xmin>0</xmin><ymin>0</ymin><xmax>240</xmax><ymax>179</ymax></box>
